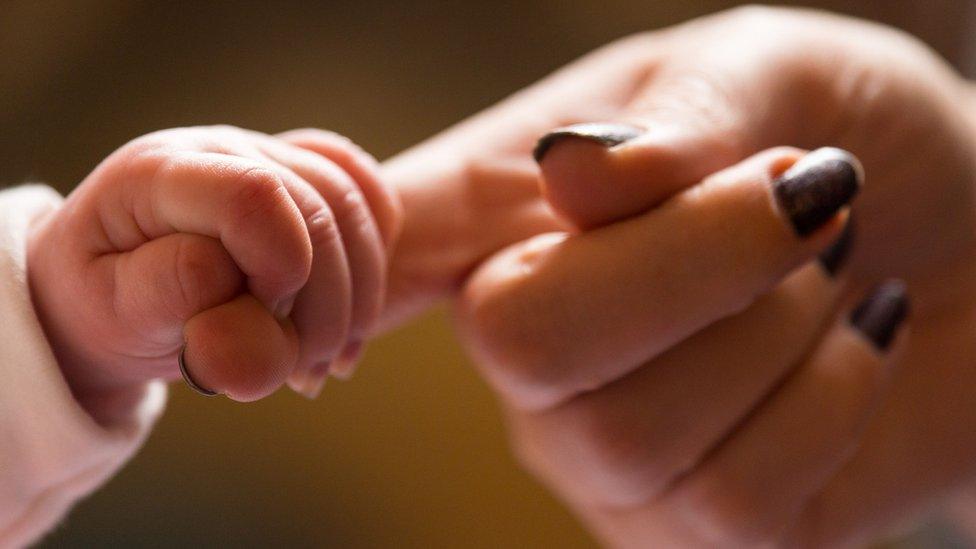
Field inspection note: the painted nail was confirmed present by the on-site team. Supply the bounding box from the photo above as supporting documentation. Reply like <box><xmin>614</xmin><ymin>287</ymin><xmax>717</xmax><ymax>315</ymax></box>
<box><xmin>330</xmin><ymin>340</ymin><xmax>364</xmax><ymax>381</ymax></box>
<box><xmin>850</xmin><ymin>279</ymin><xmax>909</xmax><ymax>351</ymax></box>
<box><xmin>292</xmin><ymin>361</ymin><xmax>331</xmax><ymax>400</ymax></box>
<box><xmin>773</xmin><ymin>147</ymin><xmax>863</xmax><ymax>236</ymax></box>
<box><xmin>818</xmin><ymin>216</ymin><xmax>854</xmax><ymax>277</ymax></box>
<box><xmin>533</xmin><ymin>123</ymin><xmax>643</xmax><ymax>163</ymax></box>
<box><xmin>178</xmin><ymin>344</ymin><xmax>218</xmax><ymax>397</ymax></box>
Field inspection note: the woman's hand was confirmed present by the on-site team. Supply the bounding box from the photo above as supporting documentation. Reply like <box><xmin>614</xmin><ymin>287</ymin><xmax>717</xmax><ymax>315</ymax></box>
<box><xmin>435</xmin><ymin>6</ymin><xmax>976</xmax><ymax>546</ymax></box>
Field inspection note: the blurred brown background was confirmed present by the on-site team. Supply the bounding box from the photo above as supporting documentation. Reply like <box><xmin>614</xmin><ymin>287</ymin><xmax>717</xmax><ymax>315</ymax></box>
<box><xmin>1</xmin><ymin>1</ymin><xmax>971</xmax><ymax>547</ymax></box>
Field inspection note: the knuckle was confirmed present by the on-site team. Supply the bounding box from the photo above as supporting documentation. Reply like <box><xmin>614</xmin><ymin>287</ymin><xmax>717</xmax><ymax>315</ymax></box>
<box><xmin>229</xmin><ymin>167</ymin><xmax>311</xmax><ymax>285</ymax></box>
<box><xmin>304</xmin><ymin>205</ymin><xmax>341</xmax><ymax>251</ymax></box>
<box><xmin>228</xmin><ymin>167</ymin><xmax>290</xmax><ymax>223</ymax></box>
<box><xmin>327</xmin><ymin>177</ymin><xmax>368</xmax><ymax>221</ymax></box>
<box><xmin>648</xmin><ymin>68</ymin><xmax>741</xmax><ymax>135</ymax></box>
<box><xmin>303</xmin><ymin>166</ymin><xmax>384</xmax><ymax>247</ymax></box>
<box><xmin>116</xmin><ymin>138</ymin><xmax>162</xmax><ymax>164</ymax></box>
<box><xmin>125</xmin><ymin>147</ymin><xmax>170</xmax><ymax>181</ymax></box>
<box><xmin>338</xmin><ymin>188</ymin><xmax>376</xmax><ymax>235</ymax></box>
<box><xmin>103</xmin><ymin>140</ymin><xmax>173</xmax><ymax>185</ymax></box>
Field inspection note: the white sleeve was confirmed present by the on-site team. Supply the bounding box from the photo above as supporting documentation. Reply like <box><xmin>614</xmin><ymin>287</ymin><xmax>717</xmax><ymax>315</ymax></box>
<box><xmin>0</xmin><ymin>185</ymin><xmax>167</xmax><ymax>547</ymax></box>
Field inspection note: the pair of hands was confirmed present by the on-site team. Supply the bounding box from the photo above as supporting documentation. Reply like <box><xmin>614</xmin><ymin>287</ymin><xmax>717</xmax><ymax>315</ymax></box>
<box><xmin>27</xmin><ymin>6</ymin><xmax>976</xmax><ymax>548</ymax></box>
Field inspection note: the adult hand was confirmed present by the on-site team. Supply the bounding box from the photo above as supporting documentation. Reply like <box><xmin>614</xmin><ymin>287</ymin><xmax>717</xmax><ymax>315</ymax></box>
<box><xmin>427</xmin><ymin>6</ymin><xmax>976</xmax><ymax>547</ymax></box>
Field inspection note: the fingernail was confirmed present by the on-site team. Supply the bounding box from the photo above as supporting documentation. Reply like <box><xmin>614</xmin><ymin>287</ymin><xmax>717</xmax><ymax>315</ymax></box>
<box><xmin>850</xmin><ymin>279</ymin><xmax>909</xmax><ymax>351</ymax></box>
<box><xmin>818</xmin><ymin>216</ymin><xmax>855</xmax><ymax>277</ymax></box>
<box><xmin>292</xmin><ymin>361</ymin><xmax>331</xmax><ymax>399</ymax></box>
<box><xmin>533</xmin><ymin>123</ymin><xmax>643</xmax><ymax>163</ymax></box>
<box><xmin>773</xmin><ymin>147</ymin><xmax>863</xmax><ymax>236</ymax></box>
<box><xmin>330</xmin><ymin>340</ymin><xmax>364</xmax><ymax>380</ymax></box>
<box><xmin>178</xmin><ymin>343</ymin><xmax>218</xmax><ymax>397</ymax></box>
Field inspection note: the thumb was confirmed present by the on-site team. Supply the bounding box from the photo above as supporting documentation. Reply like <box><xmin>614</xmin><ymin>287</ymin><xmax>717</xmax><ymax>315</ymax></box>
<box><xmin>534</xmin><ymin>118</ymin><xmax>748</xmax><ymax>231</ymax></box>
<box><xmin>112</xmin><ymin>233</ymin><xmax>300</xmax><ymax>400</ymax></box>
<box><xmin>533</xmin><ymin>51</ymin><xmax>811</xmax><ymax>229</ymax></box>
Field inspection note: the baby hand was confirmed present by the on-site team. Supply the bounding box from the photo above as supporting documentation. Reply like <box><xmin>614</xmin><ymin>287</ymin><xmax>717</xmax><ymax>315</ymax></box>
<box><xmin>28</xmin><ymin>126</ymin><xmax>401</xmax><ymax>417</ymax></box>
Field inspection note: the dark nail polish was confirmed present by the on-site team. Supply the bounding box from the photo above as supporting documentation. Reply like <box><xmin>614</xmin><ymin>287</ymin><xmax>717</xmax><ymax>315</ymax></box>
<box><xmin>178</xmin><ymin>344</ymin><xmax>218</xmax><ymax>397</ymax></box>
<box><xmin>850</xmin><ymin>279</ymin><xmax>909</xmax><ymax>351</ymax></box>
<box><xmin>773</xmin><ymin>147</ymin><xmax>863</xmax><ymax>236</ymax></box>
<box><xmin>533</xmin><ymin>123</ymin><xmax>643</xmax><ymax>163</ymax></box>
<box><xmin>818</xmin><ymin>216</ymin><xmax>854</xmax><ymax>277</ymax></box>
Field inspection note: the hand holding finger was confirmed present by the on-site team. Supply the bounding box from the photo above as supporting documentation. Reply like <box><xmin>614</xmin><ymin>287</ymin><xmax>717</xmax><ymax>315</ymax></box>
<box><xmin>458</xmin><ymin>147</ymin><xmax>861</xmax><ymax>410</ymax></box>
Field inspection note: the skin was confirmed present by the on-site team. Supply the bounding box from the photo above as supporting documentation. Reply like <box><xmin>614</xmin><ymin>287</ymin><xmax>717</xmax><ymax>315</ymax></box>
<box><xmin>23</xmin><ymin>5</ymin><xmax>976</xmax><ymax>546</ymax></box>
<box><xmin>383</xmin><ymin>6</ymin><xmax>976</xmax><ymax>547</ymax></box>
<box><xmin>28</xmin><ymin>126</ymin><xmax>402</xmax><ymax>417</ymax></box>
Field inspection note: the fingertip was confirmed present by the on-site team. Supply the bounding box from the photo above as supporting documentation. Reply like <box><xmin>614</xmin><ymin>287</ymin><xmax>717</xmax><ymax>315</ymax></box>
<box><xmin>849</xmin><ymin>279</ymin><xmax>910</xmax><ymax>355</ymax></box>
<box><xmin>183</xmin><ymin>295</ymin><xmax>300</xmax><ymax>401</ymax></box>
<box><xmin>538</xmin><ymin>136</ymin><xmax>629</xmax><ymax>229</ymax></box>
<box><xmin>535</xmin><ymin>121</ymin><xmax>739</xmax><ymax>230</ymax></box>
<box><xmin>770</xmin><ymin>147</ymin><xmax>863</xmax><ymax>237</ymax></box>
<box><xmin>287</xmin><ymin>360</ymin><xmax>331</xmax><ymax>399</ymax></box>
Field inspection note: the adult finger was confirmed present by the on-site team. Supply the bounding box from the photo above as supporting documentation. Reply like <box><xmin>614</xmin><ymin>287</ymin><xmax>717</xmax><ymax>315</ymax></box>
<box><xmin>507</xmin><ymin>258</ymin><xmax>844</xmax><ymax>508</ymax></box>
<box><xmin>667</xmin><ymin>281</ymin><xmax>909</xmax><ymax>546</ymax></box>
<box><xmin>532</xmin><ymin>9</ymin><xmax>852</xmax><ymax>230</ymax></box>
<box><xmin>457</xmin><ymin>147</ymin><xmax>862</xmax><ymax>410</ymax></box>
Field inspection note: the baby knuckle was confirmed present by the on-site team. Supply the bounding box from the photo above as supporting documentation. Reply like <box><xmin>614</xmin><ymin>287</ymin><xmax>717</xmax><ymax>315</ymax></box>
<box><xmin>647</xmin><ymin>68</ymin><xmax>742</xmax><ymax>139</ymax></box>
<box><xmin>99</xmin><ymin>142</ymin><xmax>171</xmax><ymax>187</ymax></box>
<box><xmin>228</xmin><ymin>167</ymin><xmax>290</xmax><ymax>222</ymax></box>
<box><xmin>330</xmin><ymin>184</ymin><xmax>370</xmax><ymax>224</ymax></box>
<box><xmin>304</xmin><ymin>206</ymin><xmax>341</xmax><ymax>250</ymax></box>
<box><xmin>125</xmin><ymin>148</ymin><xmax>171</xmax><ymax>180</ymax></box>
